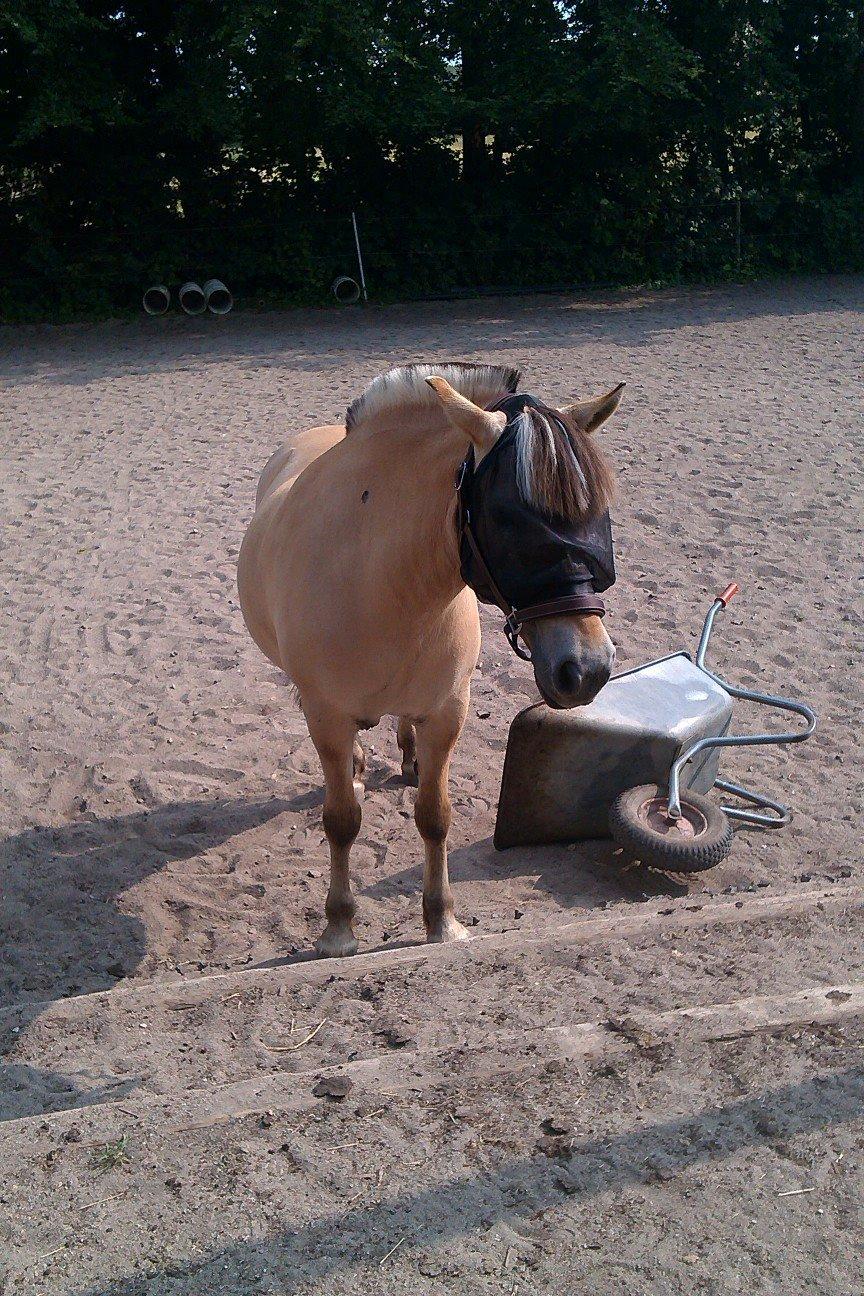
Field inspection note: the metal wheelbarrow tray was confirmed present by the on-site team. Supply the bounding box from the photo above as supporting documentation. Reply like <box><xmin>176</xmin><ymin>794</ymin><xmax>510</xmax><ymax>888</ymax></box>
<box><xmin>494</xmin><ymin>584</ymin><xmax>816</xmax><ymax>871</ymax></box>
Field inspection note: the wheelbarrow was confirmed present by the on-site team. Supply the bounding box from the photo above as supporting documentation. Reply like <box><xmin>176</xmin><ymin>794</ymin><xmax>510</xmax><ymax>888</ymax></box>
<box><xmin>494</xmin><ymin>584</ymin><xmax>816</xmax><ymax>871</ymax></box>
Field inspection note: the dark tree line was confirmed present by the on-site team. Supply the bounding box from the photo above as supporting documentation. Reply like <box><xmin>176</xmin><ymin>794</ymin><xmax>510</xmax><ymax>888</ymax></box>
<box><xmin>1</xmin><ymin>1</ymin><xmax>862</xmax><ymax>319</ymax></box>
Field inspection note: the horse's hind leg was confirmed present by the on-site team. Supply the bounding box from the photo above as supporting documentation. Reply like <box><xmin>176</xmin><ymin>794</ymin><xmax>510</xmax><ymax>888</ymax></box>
<box><xmin>397</xmin><ymin>717</ymin><xmax>419</xmax><ymax>786</ymax></box>
<box><xmin>306</xmin><ymin>708</ymin><xmax>362</xmax><ymax>957</ymax></box>
<box><xmin>413</xmin><ymin>691</ymin><xmax>470</xmax><ymax>943</ymax></box>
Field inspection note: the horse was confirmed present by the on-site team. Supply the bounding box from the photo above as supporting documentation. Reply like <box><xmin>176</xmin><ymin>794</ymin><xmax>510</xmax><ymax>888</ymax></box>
<box><xmin>237</xmin><ymin>363</ymin><xmax>623</xmax><ymax>956</ymax></box>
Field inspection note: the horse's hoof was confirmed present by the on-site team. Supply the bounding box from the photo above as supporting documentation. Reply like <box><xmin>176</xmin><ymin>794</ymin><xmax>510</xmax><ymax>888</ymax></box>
<box><xmin>426</xmin><ymin>917</ymin><xmax>470</xmax><ymax>944</ymax></box>
<box><xmin>401</xmin><ymin>760</ymin><xmax>419</xmax><ymax>787</ymax></box>
<box><xmin>315</xmin><ymin>928</ymin><xmax>359</xmax><ymax>958</ymax></box>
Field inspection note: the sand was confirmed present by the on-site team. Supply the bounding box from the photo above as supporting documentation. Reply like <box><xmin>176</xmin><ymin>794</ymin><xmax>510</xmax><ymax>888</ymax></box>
<box><xmin>0</xmin><ymin>276</ymin><xmax>862</xmax><ymax>1293</ymax></box>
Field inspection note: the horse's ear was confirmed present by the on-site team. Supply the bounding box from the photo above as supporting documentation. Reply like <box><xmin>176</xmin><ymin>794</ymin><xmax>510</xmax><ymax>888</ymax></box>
<box><xmin>562</xmin><ymin>382</ymin><xmax>625</xmax><ymax>434</ymax></box>
<box><xmin>425</xmin><ymin>376</ymin><xmax>506</xmax><ymax>449</ymax></box>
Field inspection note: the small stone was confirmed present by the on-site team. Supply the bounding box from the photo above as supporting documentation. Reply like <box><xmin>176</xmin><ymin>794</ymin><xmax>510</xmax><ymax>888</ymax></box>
<box><xmin>554</xmin><ymin>1167</ymin><xmax>580</xmax><ymax>1194</ymax></box>
<box><xmin>312</xmin><ymin>1075</ymin><xmax>352</xmax><ymax>1101</ymax></box>
<box><xmin>540</xmin><ymin>1115</ymin><xmax>572</xmax><ymax>1136</ymax></box>
<box><xmin>376</xmin><ymin>1024</ymin><xmax>413</xmax><ymax>1049</ymax></box>
<box><xmin>536</xmin><ymin>1134</ymin><xmax>571</xmax><ymax>1160</ymax></box>
<box><xmin>755</xmin><ymin>1113</ymin><xmax>782</xmax><ymax>1138</ymax></box>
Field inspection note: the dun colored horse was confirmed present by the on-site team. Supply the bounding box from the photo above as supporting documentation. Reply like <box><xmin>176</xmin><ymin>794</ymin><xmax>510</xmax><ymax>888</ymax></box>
<box><xmin>238</xmin><ymin>363</ymin><xmax>622</xmax><ymax>955</ymax></box>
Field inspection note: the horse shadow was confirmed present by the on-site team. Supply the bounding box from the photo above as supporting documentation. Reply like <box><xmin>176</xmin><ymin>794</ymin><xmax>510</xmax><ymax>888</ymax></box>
<box><xmin>360</xmin><ymin>830</ymin><xmax>689</xmax><ymax>915</ymax></box>
<box><xmin>0</xmin><ymin>793</ymin><xmax>288</xmax><ymax>1121</ymax></box>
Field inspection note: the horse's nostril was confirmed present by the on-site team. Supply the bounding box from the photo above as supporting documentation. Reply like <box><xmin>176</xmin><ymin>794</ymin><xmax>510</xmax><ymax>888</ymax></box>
<box><xmin>554</xmin><ymin>659</ymin><xmax>583</xmax><ymax>697</ymax></box>
<box><xmin>553</xmin><ymin>658</ymin><xmax>611</xmax><ymax>702</ymax></box>
<box><xmin>586</xmin><ymin>661</ymin><xmax>613</xmax><ymax>695</ymax></box>
<box><xmin>595</xmin><ymin>663</ymin><xmax>613</xmax><ymax>694</ymax></box>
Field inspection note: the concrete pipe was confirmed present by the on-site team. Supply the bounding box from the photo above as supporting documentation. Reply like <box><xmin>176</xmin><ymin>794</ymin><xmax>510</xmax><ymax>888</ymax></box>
<box><xmin>142</xmin><ymin>284</ymin><xmax>170</xmax><ymax>315</ymax></box>
<box><xmin>178</xmin><ymin>281</ymin><xmax>207</xmax><ymax>315</ymax></box>
<box><xmin>203</xmin><ymin>278</ymin><xmax>234</xmax><ymax>315</ymax></box>
<box><xmin>332</xmin><ymin>275</ymin><xmax>361</xmax><ymax>304</ymax></box>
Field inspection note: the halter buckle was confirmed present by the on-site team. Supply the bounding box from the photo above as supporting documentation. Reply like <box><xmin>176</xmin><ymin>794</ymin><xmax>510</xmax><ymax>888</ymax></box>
<box><xmin>504</xmin><ymin>611</ymin><xmax>533</xmax><ymax>661</ymax></box>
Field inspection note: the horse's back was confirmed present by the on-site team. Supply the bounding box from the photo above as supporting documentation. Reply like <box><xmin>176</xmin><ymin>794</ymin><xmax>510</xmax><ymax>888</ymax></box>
<box><xmin>256</xmin><ymin>424</ymin><xmax>345</xmax><ymax>508</ymax></box>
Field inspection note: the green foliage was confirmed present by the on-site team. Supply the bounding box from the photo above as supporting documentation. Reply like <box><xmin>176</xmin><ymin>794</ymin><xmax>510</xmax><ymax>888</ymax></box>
<box><xmin>1</xmin><ymin>0</ymin><xmax>861</xmax><ymax>320</ymax></box>
<box><xmin>92</xmin><ymin>1132</ymin><xmax>131</xmax><ymax>1170</ymax></box>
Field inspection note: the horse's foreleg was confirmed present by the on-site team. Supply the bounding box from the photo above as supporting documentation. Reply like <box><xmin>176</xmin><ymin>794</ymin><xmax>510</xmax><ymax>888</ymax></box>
<box><xmin>414</xmin><ymin>691</ymin><xmax>470</xmax><ymax>944</ymax></box>
<box><xmin>306</xmin><ymin>711</ymin><xmax>362</xmax><ymax>957</ymax></box>
<box><xmin>396</xmin><ymin>717</ymin><xmax>418</xmax><ymax>786</ymax></box>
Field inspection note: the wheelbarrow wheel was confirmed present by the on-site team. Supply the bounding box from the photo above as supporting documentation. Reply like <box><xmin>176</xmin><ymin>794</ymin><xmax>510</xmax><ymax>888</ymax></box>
<box><xmin>609</xmin><ymin>784</ymin><xmax>733</xmax><ymax>873</ymax></box>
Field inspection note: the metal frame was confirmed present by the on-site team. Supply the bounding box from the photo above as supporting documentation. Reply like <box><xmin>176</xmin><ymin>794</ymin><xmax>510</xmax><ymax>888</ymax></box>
<box><xmin>666</xmin><ymin>592</ymin><xmax>816</xmax><ymax>826</ymax></box>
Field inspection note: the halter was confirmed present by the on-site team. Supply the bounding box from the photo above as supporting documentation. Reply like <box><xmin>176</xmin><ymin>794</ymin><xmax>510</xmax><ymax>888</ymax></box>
<box><xmin>455</xmin><ymin>395</ymin><xmax>609</xmax><ymax>661</ymax></box>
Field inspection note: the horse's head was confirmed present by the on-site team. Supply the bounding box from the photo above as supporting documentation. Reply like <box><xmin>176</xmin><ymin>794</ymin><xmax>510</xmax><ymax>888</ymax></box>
<box><xmin>427</xmin><ymin>375</ymin><xmax>623</xmax><ymax>709</ymax></box>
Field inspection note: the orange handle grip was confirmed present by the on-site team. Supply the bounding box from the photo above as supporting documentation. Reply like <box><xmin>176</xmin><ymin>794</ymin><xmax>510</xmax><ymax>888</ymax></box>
<box><xmin>717</xmin><ymin>582</ymin><xmax>739</xmax><ymax>607</ymax></box>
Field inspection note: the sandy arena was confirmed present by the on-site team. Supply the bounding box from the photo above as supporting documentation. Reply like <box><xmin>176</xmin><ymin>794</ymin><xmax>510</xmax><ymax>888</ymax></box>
<box><xmin>0</xmin><ymin>277</ymin><xmax>862</xmax><ymax>1293</ymax></box>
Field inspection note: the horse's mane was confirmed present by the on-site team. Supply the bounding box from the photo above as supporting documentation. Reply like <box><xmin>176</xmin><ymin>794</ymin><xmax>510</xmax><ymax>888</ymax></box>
<box><xmin>345</xmin><ymin>361</ymin><xmax>612</xmax><ymax>521</ymax></box>
<box><xmin>345</xmin><ymin>362</ymin><xmax>520</xmax><ymax>432</ymax></box>
<box><xmin>514</xmin><ymin>403</ymin><xmax>614</xmax><ymax>522</ymax></box>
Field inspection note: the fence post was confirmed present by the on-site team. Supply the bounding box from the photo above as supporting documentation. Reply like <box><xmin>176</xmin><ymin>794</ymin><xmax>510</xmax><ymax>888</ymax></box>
<box><xmin>351</xmin><ymin>210</ymin><xmax>368</xmax><ymax>302</ymax></box>
<box><xmin>735</xmin><ymin>192</ymin><xmax>742</xmax><ymax>272</ymax></box>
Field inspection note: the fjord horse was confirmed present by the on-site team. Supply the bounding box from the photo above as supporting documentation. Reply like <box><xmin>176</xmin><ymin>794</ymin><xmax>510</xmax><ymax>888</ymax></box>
<box><xmin>238</xmin><ymin>364</ymin><xmax>622</xmax><ymax>955</ymax></box>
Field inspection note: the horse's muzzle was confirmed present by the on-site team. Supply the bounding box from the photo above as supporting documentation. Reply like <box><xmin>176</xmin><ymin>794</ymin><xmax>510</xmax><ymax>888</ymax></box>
<box><xmin>536</xmin><ymin>659</ymin><xmax>613</xmax><ymax>709</ymax></box>
<box><xmin>528</xmin><ymin>618</ymin><xmax>615</xmax><ymax>709</ymax></box>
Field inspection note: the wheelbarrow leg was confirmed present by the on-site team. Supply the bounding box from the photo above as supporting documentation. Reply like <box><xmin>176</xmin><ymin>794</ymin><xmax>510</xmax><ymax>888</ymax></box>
<box><xmin>715</xmin><ymin>777</ymin><xmax>791</xmax><ymax>828</ymax></box>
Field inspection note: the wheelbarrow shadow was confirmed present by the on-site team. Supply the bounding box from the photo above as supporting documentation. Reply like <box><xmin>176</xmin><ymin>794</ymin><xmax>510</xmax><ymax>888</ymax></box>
<box><xmin>360</xmin><ymin>829</ymin><xmax>692</xmax><ymax>914</ymax></box>
<box><xmin>447</xmin><ymin>834</ymin><xmax>691</xmax><ymax>909</ymax></box>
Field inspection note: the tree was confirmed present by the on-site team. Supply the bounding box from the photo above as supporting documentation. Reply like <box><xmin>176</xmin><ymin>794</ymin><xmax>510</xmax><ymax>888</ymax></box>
<box><xmin>1</xmin><ymin>0</ymin><xmax>861</xmax><ymax>320</ymax></box>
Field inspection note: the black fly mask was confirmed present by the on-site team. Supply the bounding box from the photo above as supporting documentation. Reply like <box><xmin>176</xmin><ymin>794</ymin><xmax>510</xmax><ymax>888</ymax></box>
<box><xmin>456</xmin><ymin>393</ymin><xmax>615</xmax><ymax>660</ymax></box>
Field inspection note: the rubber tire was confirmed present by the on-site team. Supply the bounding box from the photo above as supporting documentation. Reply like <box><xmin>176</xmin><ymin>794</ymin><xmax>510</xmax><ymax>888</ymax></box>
<box><xmin>610</xmin><ymin>784</ymin><xmax>733</xmax><ymax>873</ymax></box>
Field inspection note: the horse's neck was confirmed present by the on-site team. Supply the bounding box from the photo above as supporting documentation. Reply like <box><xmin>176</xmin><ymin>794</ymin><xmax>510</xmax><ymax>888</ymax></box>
<box><xmin>366</xmin><ymin>420</ymin><xmax>465</xmax><ymax>610</ymax></box>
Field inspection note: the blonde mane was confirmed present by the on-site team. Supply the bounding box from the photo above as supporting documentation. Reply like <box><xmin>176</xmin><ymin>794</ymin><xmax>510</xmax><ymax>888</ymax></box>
<box><xmin>346</xmin><ymin>362</ymin><xmax>521</xmax><ymax>432</ymax></box>
<box><xmin>513</xmin><ymin>404</ymin><xmax>614</xmax><ymax>521</ymax></box>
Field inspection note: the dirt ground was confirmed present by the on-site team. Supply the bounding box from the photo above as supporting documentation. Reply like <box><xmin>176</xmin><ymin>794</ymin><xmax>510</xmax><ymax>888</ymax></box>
<box><xmin>0</xmin><ymin>276</ymin><xmax>862</xmax><ymax>1294</ymax></box>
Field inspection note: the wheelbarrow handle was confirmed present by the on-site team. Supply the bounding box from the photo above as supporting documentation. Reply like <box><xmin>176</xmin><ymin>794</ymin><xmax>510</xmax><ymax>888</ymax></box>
<box><xmin>696</xmin><ymin>581</ymin><xmax>739</xmax><ymax>668</ymax></box>
<box><xmin>670</xmin><ymin>581</ymin><xmax>818</xmax><ymax>820</ymax></box>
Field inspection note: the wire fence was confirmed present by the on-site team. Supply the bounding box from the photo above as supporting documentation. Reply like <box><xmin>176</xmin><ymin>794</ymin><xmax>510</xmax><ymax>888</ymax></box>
<box><xmin>1</xmin><ymin>190</ymin><xmax>857</xmax><ymax>320</ymax></box>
